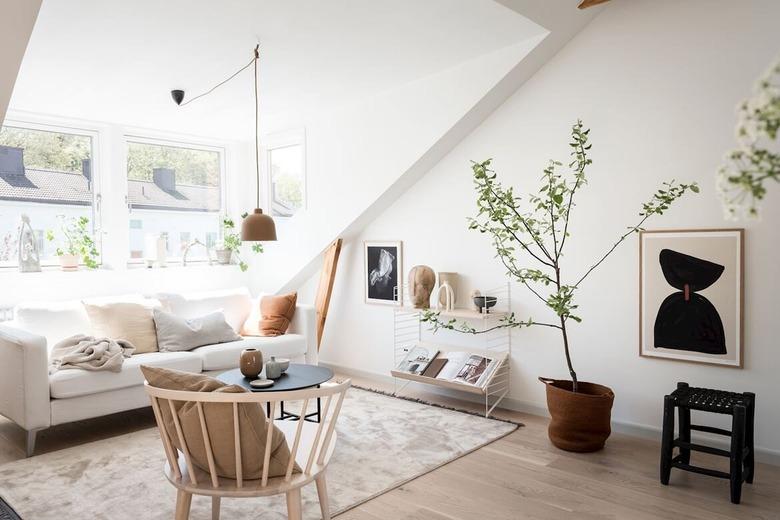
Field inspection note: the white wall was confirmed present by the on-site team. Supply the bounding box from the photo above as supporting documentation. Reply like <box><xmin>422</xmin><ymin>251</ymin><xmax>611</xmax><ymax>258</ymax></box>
<box><xmin>317</xmin><ymin>0</ymin><xmax>780</xmax><ymax>459</ymax></box>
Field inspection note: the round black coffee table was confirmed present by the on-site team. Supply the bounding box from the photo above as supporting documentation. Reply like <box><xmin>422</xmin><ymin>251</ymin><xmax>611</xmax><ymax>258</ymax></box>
<box><xmin>217</xmin><ymin>364</ymin><xmax>334</xmax><ymax>422</ymax></box>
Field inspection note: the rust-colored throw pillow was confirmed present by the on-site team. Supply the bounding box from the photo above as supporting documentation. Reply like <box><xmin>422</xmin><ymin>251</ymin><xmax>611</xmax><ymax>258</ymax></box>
<box><xmin>140</xmin><ymin>365</ymin><xmax>299</xmax><ymax>479</ymax></box>
<box><xmin>258</xmin><ymin>292</ymin><xmax>297</xmax><ymax>337</ymax></box>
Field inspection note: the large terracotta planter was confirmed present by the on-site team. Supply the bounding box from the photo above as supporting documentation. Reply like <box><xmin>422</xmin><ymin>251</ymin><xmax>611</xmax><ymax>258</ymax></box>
<box><xmin>539</xmin><ymin>377</ymin><xmax>614</xmax><ymax>452</ymax></box>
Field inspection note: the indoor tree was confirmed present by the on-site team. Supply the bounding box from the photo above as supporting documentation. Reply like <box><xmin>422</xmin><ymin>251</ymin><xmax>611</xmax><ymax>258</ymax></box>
<box><xmin>422</xmin><ymin>120</ymin><xmax>699</xmax><ymax>393</ymax></box>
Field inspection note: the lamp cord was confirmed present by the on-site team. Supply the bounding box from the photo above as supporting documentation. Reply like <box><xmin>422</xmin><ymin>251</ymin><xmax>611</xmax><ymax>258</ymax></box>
<box><xmin>178</xmin><ymin>56</ymin><xmax>255</xmax><ymax>107</ymax></box>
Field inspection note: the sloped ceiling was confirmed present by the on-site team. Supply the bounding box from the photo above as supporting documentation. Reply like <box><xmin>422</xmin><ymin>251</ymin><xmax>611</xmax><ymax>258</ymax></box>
<box><xmin>8</xmin><ymin>0</ymin><xmax>544</xmax><ymax>140</ymax></box>
<box><xmin>0</xmin><ymin>0</ymin><xmax>41</xmax><ymax>125</ymax></box>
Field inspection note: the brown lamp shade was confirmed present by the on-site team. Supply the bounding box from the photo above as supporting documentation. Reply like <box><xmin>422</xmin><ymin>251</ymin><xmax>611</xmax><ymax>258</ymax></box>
<box><xmin>241</xmin><ymin>208</ymin><xmax>277</xmax><ymax>241</ymax></box>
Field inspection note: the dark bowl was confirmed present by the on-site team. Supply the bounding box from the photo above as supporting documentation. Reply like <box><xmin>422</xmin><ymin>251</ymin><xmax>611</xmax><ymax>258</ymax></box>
<box><xmin>473</xmin><ymin>296</ymin><xmax>498</xmax><ymax>312</ymax></box>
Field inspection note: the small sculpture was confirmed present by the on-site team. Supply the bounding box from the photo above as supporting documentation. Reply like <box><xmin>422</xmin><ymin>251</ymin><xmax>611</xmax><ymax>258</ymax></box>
<box><xmin>437</xmin><ymin>272</ymin><xmax>458</xmax><ymax>307</ymax></box>
<box><xmin>408</xmin><ymin>265</ymin><xmax>435</xmax><ymax>309</ymax></box>
<box><xmin>17</xmin><ymin>215</ymin><xmax>41</xmax><ymax>273</ymax></box>
<box><xmin>433</xmin><ymin>282</ymin><xmax>455</xmax><ymax>311</ymax></box>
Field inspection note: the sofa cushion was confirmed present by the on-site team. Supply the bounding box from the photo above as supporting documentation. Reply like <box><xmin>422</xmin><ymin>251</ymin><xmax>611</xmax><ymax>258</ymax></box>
<box><xmin>84</xmin><ymin>300</ymin><xmax>162</xmax><ymax>354</ymax></box>
<box><xmin>49</xmin><ymin>351</ymin><xmax>202</xmax><ymax>399</ymax></box>
<box><xmin>154</xmin><ymin>309</ymin><xmax>240</xmax><ymax>352</ymax></box>
<box><xmin>158</xmin><ymin>288</ymin><xmax>252</xmax><ymax>333</ymax></box>
<box><xmin>15</xmin><ymin>300</ymin><xmax>91</xmax><ymax>349</ymax></box>
<box><xmin>193</xmin><ymin>335</ymin><xmax>307</xmax><ymax>371</ymax></box>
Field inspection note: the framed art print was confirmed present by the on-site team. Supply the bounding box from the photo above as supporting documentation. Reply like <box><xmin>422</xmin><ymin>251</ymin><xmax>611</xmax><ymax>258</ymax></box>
<box><xmin>639</xmin><ymin>229</ymin><xmax>744</xmax><ymax>367</ymax></box>
<box><xmin>364</xmin><ymin>241</ymin><xmax>402</xmax><ymax>305</ymax></box>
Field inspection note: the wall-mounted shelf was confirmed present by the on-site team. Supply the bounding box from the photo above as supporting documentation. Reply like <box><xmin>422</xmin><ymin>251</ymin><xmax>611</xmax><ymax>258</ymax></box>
<box><xmin>391</xmin><ymin>282</ymin><xmax>512</xmax><ymax>417</ymax></box>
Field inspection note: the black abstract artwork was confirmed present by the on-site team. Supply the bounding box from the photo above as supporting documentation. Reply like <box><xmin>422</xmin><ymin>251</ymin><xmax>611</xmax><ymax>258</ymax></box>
<box><xmin>654</xmin><ymin>249</ymin><xmax>726</xmax><ymax>355</ymax></box>
<box><xmin>366</xmin><ymin>245</ymin><xmax>399</xmax><ymax>302</ymax></box>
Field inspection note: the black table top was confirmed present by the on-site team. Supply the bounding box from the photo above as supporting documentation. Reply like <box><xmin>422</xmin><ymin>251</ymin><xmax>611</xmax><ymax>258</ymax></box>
<box><xmin>216</xmin><ymin>364</ymin><xmax>334</xmax><ymax>392</ymax></box>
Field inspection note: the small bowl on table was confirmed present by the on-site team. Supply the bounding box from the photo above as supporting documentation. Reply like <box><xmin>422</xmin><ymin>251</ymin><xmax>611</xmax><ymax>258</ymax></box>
<box><xmin>276</xmin><ymin>358</ymin><xmax>291</xmax><ymax>373</ymax></box>
<box><xmin>473</xmin><ymin>296</ymin><xmax>498</xmax><ymax>313</ymax></box>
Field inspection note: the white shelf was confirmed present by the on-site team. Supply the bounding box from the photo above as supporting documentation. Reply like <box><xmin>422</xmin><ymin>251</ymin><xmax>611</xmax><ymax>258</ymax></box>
<box><xmin>396</xmin><ymin>306</ymin><xmax>508</xmax><ymax>320</ymax></box>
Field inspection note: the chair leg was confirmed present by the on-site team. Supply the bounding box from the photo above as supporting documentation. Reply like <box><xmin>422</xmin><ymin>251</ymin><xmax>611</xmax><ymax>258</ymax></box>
<box><xmin>175</xmin><ymin>490</ymin><xmax>192</xmax><ymax>520</ymax></box>
<box><xmin>660</xmin><ymin>395</ymin><xmax>675</xmax><ymax>485</ymax></box>
<box><xmin>211</xmin><ymin>496</ymin><xmax>221</xmax><ymax>520</ymax></box>
<box><xmin>744</xmin><ymin>392</ymin><xmax>756</xmax><ymax>484</ymax></box>
<box><xmin>316</xmin><ymin>474</ymin><xmax>331</xmax><ymax>520</ymax></box>
<box><xmin>286</xmin><ymin>487</ymin><xmax>303</xmax><ymax>520</ymax></box>
<box><xmin>730</xmin><ymin>405</ymin><xmax>746</xmax><ymax>504</ymax></box>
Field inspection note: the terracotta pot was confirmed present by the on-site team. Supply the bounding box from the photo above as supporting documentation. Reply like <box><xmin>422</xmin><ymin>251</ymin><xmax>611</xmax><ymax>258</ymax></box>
<box><xmin>539</xmin><ymin>377</ymin><xmax>614</xmax><ymax>452</ymax></box>
<box><xmin>240</xmin><ymin>348</ymin><xmax>263</xmax><ymax>378</ymax></box>
<box><xmin>59</xmin><ymin>254</ymin><xmax>79</xmax><ymax>271</ymax></box>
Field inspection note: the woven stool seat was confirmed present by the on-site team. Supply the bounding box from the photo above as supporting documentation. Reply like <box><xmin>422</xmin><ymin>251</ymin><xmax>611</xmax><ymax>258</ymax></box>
<box><xmin>670</xmin><ymin>386</ymin><xmax>750</xmax><ymax>414</ymax></box>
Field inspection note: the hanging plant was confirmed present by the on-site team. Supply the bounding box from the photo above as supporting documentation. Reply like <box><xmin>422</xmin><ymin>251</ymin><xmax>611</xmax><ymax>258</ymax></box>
<box><xmin>718</xmin><ymin>59</ymin><xmax>780</xmax><ymax>219</ymax></box>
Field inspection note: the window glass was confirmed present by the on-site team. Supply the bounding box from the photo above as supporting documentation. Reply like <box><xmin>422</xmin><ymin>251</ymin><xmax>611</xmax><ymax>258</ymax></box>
<box><xmin>0</xmin><ymin>125</ymin><xmax>96</xmax><ymax>267</ymax></box>
<box><xmin>269</xmin><ymin>144</ymin><xmax>304</xmax><ymax>217</ymax></box>
<box><xmin>126</xmin><ymin>140</ymin><xmax>221</xmax><ymax>261</ymax></box>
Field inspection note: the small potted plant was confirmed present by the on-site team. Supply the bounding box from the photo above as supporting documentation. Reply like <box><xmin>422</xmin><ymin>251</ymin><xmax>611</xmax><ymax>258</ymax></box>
<box><xmin>46</xmin><ymin>216</ymin><xmax>99</xmax><ymax>271</ymax></box>
<box><xmin>423</xmin><ymin>120</ymin><xmax>698</xmax><ymax>452</ymax></box>
<box><xmin>216</xmin><ymin>215</ymin><xmax>263</xmax><ymax>271</ymax></box>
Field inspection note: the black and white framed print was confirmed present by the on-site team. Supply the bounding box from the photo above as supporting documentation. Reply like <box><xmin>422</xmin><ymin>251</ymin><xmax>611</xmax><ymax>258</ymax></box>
<box><xmin>639</xmin><ymin>229</ymin><xmax>744</xmax><ymax>367</ymax></box>
<box><xmin>364</xmin><ymin>241</ymin><xmax>402</xmax><ymax>305</ymax></box>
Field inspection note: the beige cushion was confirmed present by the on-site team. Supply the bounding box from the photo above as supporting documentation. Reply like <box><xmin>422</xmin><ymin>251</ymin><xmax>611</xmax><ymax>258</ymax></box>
<box><xmin>49</xmin><ymin>351</ymin><xmax>202</xmax><ymax>399</ymax></box>
<box><xmin>141</xmin><ymin>366</ymin><xmax>299</xmax><ymax>480</ymax></box>
<box><xmin>84</xmin><ymin>300</ymin><xmax>161</xmax><ymax>354</ymax></box>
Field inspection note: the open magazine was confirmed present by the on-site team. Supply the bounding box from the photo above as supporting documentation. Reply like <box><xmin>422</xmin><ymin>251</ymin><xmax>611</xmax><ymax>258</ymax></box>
<box><xmin>435</xmin><ymin>351</ymin><xmax>501</xmax><ymax>388</ymax></box>
<box><xmin>395</xmin><ymin>344</ymin><xmax>439</xmax><ymax>375</ymax></box>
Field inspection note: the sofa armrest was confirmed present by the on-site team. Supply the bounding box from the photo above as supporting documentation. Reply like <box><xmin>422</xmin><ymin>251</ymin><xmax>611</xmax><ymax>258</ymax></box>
<box><xmin>288</xmin><ymin>304</ymin><xmax>318</xmax><ymax>365</ymax></box>
<box><xmin>0</xmin><ymin>323</ymin><xmax>51</xmax><ymax>430</ymax></box>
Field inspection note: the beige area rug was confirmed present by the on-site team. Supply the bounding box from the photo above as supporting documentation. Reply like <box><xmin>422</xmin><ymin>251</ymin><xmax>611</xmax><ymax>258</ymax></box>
<box><xmin>0</xmin><ymin>388</ymin><xmax>518</xmax><ymax>519</ymax></box>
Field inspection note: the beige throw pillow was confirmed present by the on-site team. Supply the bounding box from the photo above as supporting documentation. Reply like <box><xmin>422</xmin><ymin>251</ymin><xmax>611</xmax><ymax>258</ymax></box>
<box><xmin>84</xmin><ymin>300</ymin><xmax>160</xmax><ymax>354</ymax></box>
<box><xmin>140</xmin><ymin>366</ymin><xmax>299</xmax><ymax>479</ymax></box>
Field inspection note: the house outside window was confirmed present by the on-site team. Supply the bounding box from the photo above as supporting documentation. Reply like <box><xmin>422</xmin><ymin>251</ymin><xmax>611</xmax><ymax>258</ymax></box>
<box><xmin>266</xmin><ymin>130</ymin><xmax>306</xmax><ymax>218</ymax></box>
<box><xmin>126</xmin><ymin>139</ymin><xmax>223</xmax><ymax>262</ymax></box>
<box><xmin>0</xmin><ymin>124</ymin><xmax>98</xmax><ymax>267</ymax></box>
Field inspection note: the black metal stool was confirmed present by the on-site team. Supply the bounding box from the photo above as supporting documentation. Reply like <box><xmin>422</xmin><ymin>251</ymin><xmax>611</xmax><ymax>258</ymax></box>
<box><xmin>660</xmin><ymin>382</ymin><xmax>755</xmax><ymax>504</ymax></box>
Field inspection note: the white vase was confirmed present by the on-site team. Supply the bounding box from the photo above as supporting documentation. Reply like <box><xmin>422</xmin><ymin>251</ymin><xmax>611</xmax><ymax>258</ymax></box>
<box><xmin>433</xmin><ymin>282</ymin><xmax>455</xmax><ymax>311</ymax></box>
<box><xmin>437</xmin><ymin>272</ymin><xmax>458</xmax><ymax>307</ymax></box>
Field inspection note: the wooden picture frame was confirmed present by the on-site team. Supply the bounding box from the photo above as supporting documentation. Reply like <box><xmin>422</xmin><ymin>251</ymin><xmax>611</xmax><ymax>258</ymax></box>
<box><xmin>364</xmin><ymin>241</ymin><xmax>403</xmax><ymax>305</ymax></box>
<box><xmin>639</xmin><ymin>229</ymin><xmax>744</xmax><ymax>367</ymax></box>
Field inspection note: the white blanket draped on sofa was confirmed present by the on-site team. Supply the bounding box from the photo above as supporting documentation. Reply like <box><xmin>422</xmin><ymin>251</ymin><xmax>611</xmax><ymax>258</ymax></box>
<box><xmin>49</xmin><ymin>334</ymin><xmax>135</xmax><ymax>374</ymax></box>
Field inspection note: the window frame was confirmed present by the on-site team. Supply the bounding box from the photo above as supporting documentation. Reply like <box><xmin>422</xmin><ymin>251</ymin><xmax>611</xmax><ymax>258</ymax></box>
<box><xmin>123</xmin><ymin>134</ymin><xmax>227</xmax><ymax>266</ymax></box>
<box><xmin>0</xmin><ymin>118</ymin><xmax>103</xmax><ymax>269</ymax></box>
<box><xmin>263</xmin><ymin>128</ymin><xmax>307</xmax><ymax>219</ymax></box>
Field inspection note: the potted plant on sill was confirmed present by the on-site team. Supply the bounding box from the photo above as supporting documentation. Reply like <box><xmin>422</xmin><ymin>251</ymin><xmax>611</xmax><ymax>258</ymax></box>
<box><xmin>215</xmin><ymin>215</ymin><xmax>263</xmax><ymax>271</ymax></box>
<box><xmin>422</xmin><ymin>120</ymin><xmax>698</xmax><ymax>452</ymax></box>
<box><xmin>46</xmin><ymin>216</ymin><xmax>99</xmax><ymax>271</ymax></box>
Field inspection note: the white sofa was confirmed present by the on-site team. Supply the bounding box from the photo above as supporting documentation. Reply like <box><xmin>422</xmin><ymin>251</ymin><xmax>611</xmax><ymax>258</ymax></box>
<box><xmin>0</xmin><ymin>287</ymin><xmax>317</xmax><ymax>456</ymax></box>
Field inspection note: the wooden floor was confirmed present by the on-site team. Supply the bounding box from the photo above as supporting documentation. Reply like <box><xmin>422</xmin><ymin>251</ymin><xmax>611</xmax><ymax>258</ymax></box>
<box><xmin>1</xmin><ymin>374</ymin><xmax>778</xmax><ymax>520</ymax></box>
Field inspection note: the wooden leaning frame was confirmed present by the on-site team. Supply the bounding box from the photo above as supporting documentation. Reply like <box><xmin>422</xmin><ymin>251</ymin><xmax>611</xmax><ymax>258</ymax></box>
<box><xmin>144</xmin><ymin>379</ymin><xmax>351</xmax><ymax>520</ymax></box>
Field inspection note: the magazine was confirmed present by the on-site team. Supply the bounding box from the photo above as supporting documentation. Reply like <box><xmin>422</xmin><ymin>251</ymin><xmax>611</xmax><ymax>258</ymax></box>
<box><xmin>395</xmin><ymin>344</ymin><xmax>439</xmax><ymax>375</ymax></box>
<box><xmin>435</xmin><ymin>352</ymin><xmax>497</xmax><ymax>387</ymax></box>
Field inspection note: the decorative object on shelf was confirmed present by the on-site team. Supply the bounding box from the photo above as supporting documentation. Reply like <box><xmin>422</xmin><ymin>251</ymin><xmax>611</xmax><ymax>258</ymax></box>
<box><xmin>437</xmin><ymin>272</ymin><xmax>458</xmax><ymax>307</ymax></box>
<box><xmin>433</xmin><ymin>281</ymin><xmax>454</xmax><ymax>311</ymax></box>
<box><xmin>473</xmin><ymin>295</ymin><xmax>497</xmax><ymax>313</ymax></box>
<box><xmin>661</xmin><ymin>382</ymin><xmax>755</xmax><ymax>504</ymax></box>
<box><xmin>421</xmin><ymin>121</ymin><xmax>698</xmax><ymax>451</ymax></box>
<box><xmin>45</xmin><ymin>215</ymin><xmax>100</xmax><ymax>271</ymax></box>
<box><xmin>144</xmin><ymin>233</ymin><xmax>168</xmax><ymax>268</ymax></box>
<box><xmin>364</xmin><ymin>240</ymin><xmax>402</xmax><ymax>305</ymax></box>
<box><xmin>216</xmin><ymin>215</ymin><xmax>263</xmax><ymax>271</ymax></box>
<box><xmin>718</xmin><ymin>58</ymin><xmax>779</xmax><ymax>219</ymax></box>
<box><xmin>239</xmin><ymin>348</ymin><xmax>263</xmax><ymax>378</ymax></box>
<box><xmin>470</xmin><ymin>289</ymin><xmax>482</xmax><ymax>311</ymax></box>
<box><xmin>17</xmin><ymin>214</ymin><xmax>41</xmax><ymax>273</ymax></box>
<box><xmin>640</xmin><ymin>229</ymin><xmax>744</xmax><ymax>367</ymax></box>
<box><xmin>170</xmin><ymin>44</ymin><xmax>277</xmax><ymax>244</ymax></box>
<box><xmin>408</xmin><ymin>265</ymin><xmax>435</xmax><ymax>309</ymax></box>
<box><xmin>265</xmin><ymin>356</ymin><xmax>284</xmax><ymax>379</ymax></box>
<box><xmin>181</xmin><ymin>238</ymin><xmax>213</xmax><ymax>267</ymax></box>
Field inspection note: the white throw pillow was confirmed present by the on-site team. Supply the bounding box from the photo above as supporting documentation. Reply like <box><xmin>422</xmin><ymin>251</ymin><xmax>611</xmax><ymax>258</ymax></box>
<box><xmin>14</xmin><ymin>300</ymin><xmax>91</xmax><ymax>349</ymax></box>
<box><xmin>83</xmin><ymin>299</ymin><xmax>162</xmax><ymax>354</ymax></box>
<box><xmin>158</xmin><ymin>288</ymin><xmax>252</xmax><ymax>333</ymax></box>
<box><xmin>154</xmin><ymin>308</ymin><xmax>241</xmax><ymax>352</ymax></box>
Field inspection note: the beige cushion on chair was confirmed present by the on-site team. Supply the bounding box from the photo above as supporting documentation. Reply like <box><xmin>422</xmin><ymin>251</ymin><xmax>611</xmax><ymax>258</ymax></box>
<box><xmin>141</xmin><ymin>365</ymin><xmax>299</xmax><ymax>480</ymax></box>
<box><xmin>84</xmin><ymin>300</ymin><xmax>161</xmax><ymax>354</ymax></box>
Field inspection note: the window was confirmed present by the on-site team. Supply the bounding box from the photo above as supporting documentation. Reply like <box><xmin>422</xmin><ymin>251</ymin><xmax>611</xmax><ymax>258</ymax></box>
<box><xmin>126</xmin><ymin>139</ymin><xmax>223</xmax><ymax>262</ymax></box>
<box><xmin>267</xmin><ymin>140</ymin><xmax>305</xmax><ymax>217</ymax></box>
<box><xmin>0</xmin><ymin>124</ymin><xmax>97</xmax><ymax>267</ymax></box>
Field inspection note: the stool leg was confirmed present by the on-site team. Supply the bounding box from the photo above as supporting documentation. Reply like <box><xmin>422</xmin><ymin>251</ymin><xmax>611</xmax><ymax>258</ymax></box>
<box><xmin>744</xmin><ymin>392</ymin><xmax>755</xmax><ymax>484</ymax></box>
<box><xmin>660</xmin><ymin>395</ymin><xmax>675</xmax><ymax>485</ymax></box>
<box><xmin>730</xmin><ymin>405</ymin><xmax>746</xmax><ymax>504</ymax></box>
<box><xmin>678</xmin><ymin>405</ymin><xmax>691</xmax><ymax>465</ymax></box>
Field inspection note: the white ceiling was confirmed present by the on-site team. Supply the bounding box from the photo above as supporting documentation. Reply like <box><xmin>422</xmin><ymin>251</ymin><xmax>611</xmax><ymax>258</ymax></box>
<box><xmin>8</xmin><ymin>0</ymin><xmax>544</xmax><ymax>141</ymax></box>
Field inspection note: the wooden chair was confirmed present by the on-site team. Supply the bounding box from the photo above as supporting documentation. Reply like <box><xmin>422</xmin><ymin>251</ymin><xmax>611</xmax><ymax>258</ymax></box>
<box><xmin>144</xmin><ymin>379</ymin><xmax>351</xmax><ymax>520</ymax></box>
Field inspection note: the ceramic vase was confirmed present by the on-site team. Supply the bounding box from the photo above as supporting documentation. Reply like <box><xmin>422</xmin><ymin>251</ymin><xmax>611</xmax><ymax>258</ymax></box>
<box><xmin>265</xmin><ymin>356</ymin><xmax>283</xmax><ymax>379</ymax></box>
<box><xmin>437</xmin><ymin>272</ymin><xmax>458</xmax><ymax>307</ymax></box>
<box><xmin>240</xmin><ymin>348</ymin><xmax>263</xmax><ymax>378</ymax></box>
